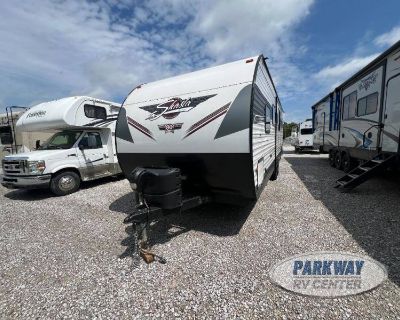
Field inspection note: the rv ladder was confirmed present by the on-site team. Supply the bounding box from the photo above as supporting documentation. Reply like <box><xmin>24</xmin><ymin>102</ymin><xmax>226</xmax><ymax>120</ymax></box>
<box><xmin>335</xmin><ymin>153</ymin><xmax>397</xmax><ymax>192</ymax></box>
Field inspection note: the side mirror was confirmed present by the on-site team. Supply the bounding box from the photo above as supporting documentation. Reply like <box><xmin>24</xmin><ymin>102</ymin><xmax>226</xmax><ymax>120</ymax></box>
<box><xmin>78</xmin><ymin>144</ymin><xmax>85</xmax><ymax>150</ymax></box>
<box><xmin>35</xmin><ymin>140</ymin><xmax>40</xmax><ymax>149</ymax></box>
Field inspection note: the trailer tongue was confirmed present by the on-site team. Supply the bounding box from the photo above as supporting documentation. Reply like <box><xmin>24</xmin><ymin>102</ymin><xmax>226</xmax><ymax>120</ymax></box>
<box><xmin>123</xmin><ymin>167</ymin><xmax>210</xmax><ymax>263</ymax></box>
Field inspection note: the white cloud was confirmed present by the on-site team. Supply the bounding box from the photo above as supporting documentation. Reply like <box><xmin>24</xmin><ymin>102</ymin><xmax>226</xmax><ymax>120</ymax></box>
<box><xmin>314</xmin><ymin>54</ymin><xmax>379</xmax><ymax>90</ymax></box>
<box><xmin>374</xmin><ymin>26</ymin><xmax>400</xmax><ymax>47</ymax></box>
<box><xmin>191</xmin><ymin>0</ymin><xmax>313</xmax><ymax>61</ymax></box>
<box><xmin>0</xmin><ymin>0</ymin><xmax>314</xmax><ymax>110</ymax></box>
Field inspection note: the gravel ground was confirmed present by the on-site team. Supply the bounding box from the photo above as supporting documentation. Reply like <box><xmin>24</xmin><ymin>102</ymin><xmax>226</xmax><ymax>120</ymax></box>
<box><xmin>0</xmin><ymin>145</ymin><xmax>399</xmax><ymax>319</ymax></box>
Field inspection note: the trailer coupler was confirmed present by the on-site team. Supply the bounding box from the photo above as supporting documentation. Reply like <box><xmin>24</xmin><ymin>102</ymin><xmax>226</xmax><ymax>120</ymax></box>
<box><xmin>123</xmin><ymin>166</ymin><xmax>210</xmax><ymax>265</ymax></box>
<box><xmin>124</xmin><ymin>196</ymin><xmax>210</xmax><ymax>265</ymax></box>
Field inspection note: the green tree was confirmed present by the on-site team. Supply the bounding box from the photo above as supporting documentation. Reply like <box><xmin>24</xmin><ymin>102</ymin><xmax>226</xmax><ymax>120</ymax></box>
<box><xmin>283</xmin><ymin>122</ymin><xmax>298</xmax><ymax>139</ymax></box>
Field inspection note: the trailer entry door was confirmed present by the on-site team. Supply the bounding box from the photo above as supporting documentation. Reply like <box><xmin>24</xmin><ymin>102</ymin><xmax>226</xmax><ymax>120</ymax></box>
<box><xmin>382</xmin><ymin>74</ymin><xmax>400</xmax><ymax>152</ymax></box>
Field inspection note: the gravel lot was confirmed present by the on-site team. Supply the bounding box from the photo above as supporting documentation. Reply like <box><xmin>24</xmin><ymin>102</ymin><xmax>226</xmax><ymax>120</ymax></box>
<box><xmin>1</xmin><ymin>146</ymin><xmax>399</xmax><ymax>319</ymax></box>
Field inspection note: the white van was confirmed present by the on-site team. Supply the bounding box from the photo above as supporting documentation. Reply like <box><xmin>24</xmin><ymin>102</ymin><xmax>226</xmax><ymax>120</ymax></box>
<box><xmin>1</xmin><ymin>96</ymin><xmax>122</xmax><ymax>195</ymax></box>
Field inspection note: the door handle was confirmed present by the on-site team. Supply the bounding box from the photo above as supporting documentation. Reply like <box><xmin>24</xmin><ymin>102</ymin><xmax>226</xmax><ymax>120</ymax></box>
<box><xmin>68</xmin><ymin>154</ymin><xmax>77</xmax><ymax>157</ymax></box>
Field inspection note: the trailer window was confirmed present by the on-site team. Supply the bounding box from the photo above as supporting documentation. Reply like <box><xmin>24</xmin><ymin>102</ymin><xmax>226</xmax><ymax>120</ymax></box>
<box><xmin>357</xmin><ymin>92</ymin><xmax>378</xmax><ymax>116</ymax></box>
<box><xmin>342</xmin><ymin>91</ymin><xmax>357</xmax><ymax>120</ymax></box>
<box><xmin>265</xmin><ymin>105</ymin><xmax>272</xmax><ymax>133</ymax></box>
<box><xmin>0</xmin><ymin>126</ymin><xmax>13</xmax><ymax>144</ymax></box>
<box><xmin>84</xmin><ymin>104</ymin><xmax>107</xmax><ymax>120</ymax></box>
<box><xmin>300</xmin><ymin>128</ymin><xmax>313</xmax><ymax>135</ymax></box>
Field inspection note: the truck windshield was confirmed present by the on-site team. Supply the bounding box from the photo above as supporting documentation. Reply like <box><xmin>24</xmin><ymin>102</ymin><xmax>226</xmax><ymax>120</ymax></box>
<box><xmin>300</xmin><ymin>128</ymin><xmax>313</xmax><ymax>135</ymax></box>
<box><xmin>38</xmin><ymin>131</ymin><xmax>82</xmax><ymax>150</ymax></box>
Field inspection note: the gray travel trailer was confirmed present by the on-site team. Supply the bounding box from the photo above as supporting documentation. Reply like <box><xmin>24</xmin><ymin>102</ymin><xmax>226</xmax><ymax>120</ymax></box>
<box><xmin>116</xmin><ymin>56</ymin><xmax>283</xmax><ymax>253</ymax></box>
<box><xmin>312</xmin><ymin>40</ymin><xmax>400</xmax><ymax>190</ymax></box>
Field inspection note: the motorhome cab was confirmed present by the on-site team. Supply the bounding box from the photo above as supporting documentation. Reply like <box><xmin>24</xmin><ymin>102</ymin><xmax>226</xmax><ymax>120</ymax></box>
<box><xmin>1</xmin><ymin>96</ymin><xmax>121</xmax><ymax>195</ymax></box>
<box><xmin>312</xmin><ymin>40</ymin><xmax>400</xmax><ymax>191</ymax></box>
<box><xmin>293</xmin><ymin>119</ymin><xmax>314</xmax><ymax>152</ymax></box>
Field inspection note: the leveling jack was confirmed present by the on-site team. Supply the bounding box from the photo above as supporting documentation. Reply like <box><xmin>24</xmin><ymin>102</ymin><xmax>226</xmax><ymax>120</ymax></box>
<box><xmin>124</xmin><ymin>206</ymin><xmax>167</xmax><ymax>264</ymax></box>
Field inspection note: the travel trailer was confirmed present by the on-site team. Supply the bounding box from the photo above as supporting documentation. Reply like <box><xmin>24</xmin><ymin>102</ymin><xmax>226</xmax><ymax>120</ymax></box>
<box><xmin>292</xmin><ymin>119</ymin><xmax>314</xmax><ymax>152</ymax></box>
<box><xmin>1</xmin><ymin>96</ymin><xmax>121</xmax><ymax>195</ymax></box>
<box><xmin>0</xmin><ymin>108</ymin><xmax>52</xmax><ymax>160</ymax></box>
<box><xmin>116</xmin><ymin>55</ymin><xmax>283</xmax><ymax>252</ymax></box>
<box><xmin>311</xmin><ymin>40</ymin><xmax>400</xmax><ymax>191</ymax></box>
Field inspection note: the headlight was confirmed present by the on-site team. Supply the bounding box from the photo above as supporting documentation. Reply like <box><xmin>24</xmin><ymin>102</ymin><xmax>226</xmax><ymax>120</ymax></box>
<box><xmin>27</xmin><ymin>160</ymin><xmax>46</xmax><ymax>174</ymax></box>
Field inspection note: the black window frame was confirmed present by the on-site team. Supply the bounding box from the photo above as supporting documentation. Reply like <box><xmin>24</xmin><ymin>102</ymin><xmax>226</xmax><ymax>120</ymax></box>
<box><xmin>78</xmin><ymin>132</ymin><xmax>103</xmax><ymax>150</ymax></box>
<box><xmin>264</xmin><ymin>104</ymin><xmax>272</xmax><ymax>134</ymax></box>
<box><xmin>84</xmin><ymin>104</ymin><xmax>107</xmax><ymax>120</ymax></box>
<box><xmin>357</xmin><ymin>92</ymin><xmax>379</xmax><ymax>117</ymax></box>
<box><xmin>342</xmin><ymin>91</ymin><xmax>357</xmax><ymax>120</ymax></box>
<box><xmin>0</xmin><ymin>126</ymin><xmax>13</xmax><ymax>144</ymax></box>
<box><xmin>300</xmin><ymin>128</ymin><xmax>313</xmax><ymax>135</ymax></box>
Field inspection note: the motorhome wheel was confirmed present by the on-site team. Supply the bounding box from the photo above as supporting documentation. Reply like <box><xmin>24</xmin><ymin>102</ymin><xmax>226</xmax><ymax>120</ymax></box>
<box><xmin>50</xmin><ymin>171</ymin><xmax>81</xmax><ymax>196</ymax></box>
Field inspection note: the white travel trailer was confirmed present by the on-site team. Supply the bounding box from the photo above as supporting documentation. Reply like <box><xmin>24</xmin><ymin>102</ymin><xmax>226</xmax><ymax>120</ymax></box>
<box><xmin>1</xmin><ymin>96</ymin><xmax>121</xmax><ymax>195</ymax></box>
<box><xmin>0</xmin><ymin>108</ymin><xmax>52</xmax><ymax>159</ymax></box>
<box><xmin>116</xmin><ymin>55</ymin><xmax>283</xmax><ymax>243</ymax></box>
<box><xmin>292</xmin><ymin>119</ymin><xmax>314</xmax><ymax>152</ymax></box>
<box><xmin>311</xmin><ymin>40</ymin><xmax>400</xmax><ymax>190</ymax></box>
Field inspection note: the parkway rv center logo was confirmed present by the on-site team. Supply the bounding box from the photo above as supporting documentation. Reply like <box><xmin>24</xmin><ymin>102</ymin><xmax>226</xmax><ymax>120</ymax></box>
<box><xmin>269</xmin><ymin>251</ymin><xmax>387</xmax><ymax>297</ymax></box>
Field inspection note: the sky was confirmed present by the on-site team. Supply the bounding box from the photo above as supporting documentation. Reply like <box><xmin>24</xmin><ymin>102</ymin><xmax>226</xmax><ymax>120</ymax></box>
<box><xmin>0</xmin><ymin>0</ymin><xmax>400</xmax><ymax>122</ymax></box>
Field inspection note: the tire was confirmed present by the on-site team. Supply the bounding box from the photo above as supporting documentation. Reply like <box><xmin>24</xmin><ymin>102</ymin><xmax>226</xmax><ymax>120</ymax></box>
<box><xmin>341</xmin><ymin>151</ymin><xmax>355</xmax><ymax>173</ymax></box>
<box><xmin>329</xmin><ymin>150</ymin><xmax>336</xmax><ymax>167</ymax></box>
<box><xmin>50</xmin><ymin>171</ymin><xmax>81</xmax><ymax>196</ymax></box>
<box><xmin>334</xmin><ymin>151</ymin><xmax>343</xmax><ymax>170</ymax></box>
<box><xmin>270</xmin><ymin>162</ymin><xmax>280</xmax><ymax>181</ymax></box>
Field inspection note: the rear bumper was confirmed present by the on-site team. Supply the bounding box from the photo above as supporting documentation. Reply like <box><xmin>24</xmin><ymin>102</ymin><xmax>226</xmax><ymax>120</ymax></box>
<box><xmin>0</xmin><ymin>174</ymin><xmax>51</xmax><ymax>189</ymax></box>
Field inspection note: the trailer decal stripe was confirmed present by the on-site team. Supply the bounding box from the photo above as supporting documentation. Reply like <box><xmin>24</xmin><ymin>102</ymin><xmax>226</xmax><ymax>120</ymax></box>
<box><xmin>382</xmin><ymin>130</ymin><xmax>399</xmax><ymax>143</ymax></box>
<box><xmin>183</xmin><ymin>103</ymin><xmax>230</xmax><ymax>139</ymax></box>
<box><xmin>127</xmin><ymin>116</ymin><xmax>155</xmax><ymax>140</ymax></box>
<box><xmin>215</xmin><ymin>84</ymin><xmax>252</xmax><ymax>139</ymax></box>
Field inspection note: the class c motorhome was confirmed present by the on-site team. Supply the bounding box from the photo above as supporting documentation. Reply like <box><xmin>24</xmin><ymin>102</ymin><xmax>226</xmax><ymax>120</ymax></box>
<box><xmin>115</xmin><ymin>55</ymin><xmax>283</xmax><ymax>248</ymax></box>
<box><xmin>1</xmin><ymin>96</ymin><xmax>121</xmax><ymax>195</ymax></box>
<box><xmin>312</xmin><ymin>40</ymin><xmax>400</xmax><ymax>190</ymax></box>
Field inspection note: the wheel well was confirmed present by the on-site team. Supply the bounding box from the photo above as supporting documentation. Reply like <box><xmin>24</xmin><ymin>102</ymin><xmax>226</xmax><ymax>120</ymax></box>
<box><xmin>52</xmin><ymin>168</ymin><xmax>81</xmax><ymax>180</ymax></box>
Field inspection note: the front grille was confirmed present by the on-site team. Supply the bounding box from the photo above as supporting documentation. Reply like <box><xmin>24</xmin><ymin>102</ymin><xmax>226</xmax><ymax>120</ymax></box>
<box><xmin>2</xmin><ymin>160</ymin><xmax>26</xmax><ymax>175</ymax></box>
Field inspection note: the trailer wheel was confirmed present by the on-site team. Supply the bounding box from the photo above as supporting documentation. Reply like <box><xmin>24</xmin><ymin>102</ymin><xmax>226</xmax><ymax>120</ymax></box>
<box><xmin>329</xmin><ymin>150</ymin><xmax>336</xmax><ymax>167</ymax></box>
<box><xmin>50</xmin><ymin>171</ymin><xmax>81</xmax><ymax>196</ymax></box>
<box><xmin>342</xmin><ymin>152</ymin><xmax>354</xmax><ymax>173</ymax></box>
<box><xmin>270</xmin><ymin>162</ymin><xmax>280</xmax><ymax>181</ymax></box>
<box><xmin>334</xmin><ymin>151</ymin><xmax>343</xmax><ymax>170</ymax></box>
